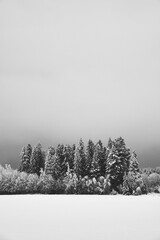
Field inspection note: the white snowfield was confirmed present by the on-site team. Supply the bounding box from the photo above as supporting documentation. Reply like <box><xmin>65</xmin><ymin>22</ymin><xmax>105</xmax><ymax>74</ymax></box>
<box><xmin>0</xmin><ymin>195</ymin><xmax>160</xmax><ymax>240</ymax></box>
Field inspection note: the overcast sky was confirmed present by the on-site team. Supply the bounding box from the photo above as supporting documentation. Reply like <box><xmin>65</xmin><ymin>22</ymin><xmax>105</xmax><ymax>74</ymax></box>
<box><xmin>0</xmin><ymin>0</ymin><xmax>160</xmax><ymax>168</ymax></box>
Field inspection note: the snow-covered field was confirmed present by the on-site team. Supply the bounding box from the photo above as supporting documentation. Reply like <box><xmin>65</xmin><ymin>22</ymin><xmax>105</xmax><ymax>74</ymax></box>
<box><xmin>0</xmin><ymin>195</ymin><xmax>160</xmax><ymax>240</ymax></box>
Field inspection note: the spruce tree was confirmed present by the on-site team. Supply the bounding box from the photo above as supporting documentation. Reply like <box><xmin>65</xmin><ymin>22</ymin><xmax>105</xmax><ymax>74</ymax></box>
<box><xmin>122</xmin><ymin>152</ymin><xmax>141</xmax><ymax>195</ymax></box>
<box><xmin>54</xmin><ymin>144</ymin><xmax>67</xmax><ymax>179</ymax></box>
<box><xmin>30</xmin><ymin>143</ymin><xmax>44</xmax><ymax>176</ymax></box>
<box><xmin>72</xmin><ymin>144</ymin><xmax>76</xmax><ymax>167</ymax></box>
<box><xmin>129</xmin><ymin>151</ymin><xmax>139</xmax><ymax>173</ymax></box>
<box><xmin>44</xmin><ymin>146</ymin><xmax>55</xmax><ymax>176</ymax></box>
<box><xmin>74</xmin><ymin>147</ymin><xmax>80</xmax><ymax>177</ymax></box>
<box><xmin>106</xmin><ymin>138</ymin><xmax>113</xmax><ymax>158</ymax></box>
<box><xmin>90</xmin><ymin>140</ymin><xmax>107</xmax><ymax>178</ymax></box>
<box><xmin>26</xmin><ymin>144</ymin><xmax>32</xmax><ymax>162</ymax></box>
<box><xmin>90</xmin><ymin>142</ymin><xmax>101</xmax><ymax>178</ymax></box>
<box><xmin>86</xmin><ymin>139</ymin><xmax>95</xmax><ymax>177</ymax></box>
<box><xmin>98</xmin><ymin>140</ymin><xmax>107</xmax><ymax>176</ymax></box>
<box><xmin>64</xmin><ymin>144</ymin><xmax>75</xmax><ymax>171</ymax></box>
<box><xmin>106</xmin><ymin>137</ymin><xmax>131</xmax><ymax>191</ymax></box>
<box><xmin>19</xmin><ymin>144</ymin><xmax>32</xmax><ymax>173</ymax></box>
<box><xmin>19</xmin><ymin>147</ymin><xmax>26</xmax><ymax>172</ymax></box>
<box><xmin>74</xmin><ymin>139</ymin><xmax>87</xmax><ymax>177</ymax></box>
<box><xmin>107</xmin><ymin>138</ymin><xmax>113</xmax><ymax>150</ymax></box>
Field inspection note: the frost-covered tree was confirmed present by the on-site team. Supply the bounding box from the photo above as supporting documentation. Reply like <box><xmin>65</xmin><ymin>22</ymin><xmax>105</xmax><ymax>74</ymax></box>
<box><xmin>86</xmin><ymin>139</ymin><xmax>95</xmax><ymax>177</ymax></box>
<box><xmin>98</xmin><ymin>140</ymin><xmax>107</xmax><ymax>176</ymax></box>
<box><xmin>74</xmin><ymin>147</ymin><xmax>81</xmax><ymax>177</ymax></box>
<box><xmin>129</xmin><ymin>151</ymin><xmax>139</xmax><ymax>173</ymax></box>
<box><xmin>106</xmin><ymin>138</ymin><xmax>113</xmax><ymax>158</ymax></box>
<box><xmin>54</xmin><ymin>144</ymin><xmax>67</xmax><ymax>179</ymax></box>
<box><xmin>26</xmin><ymin>144</ymin><xmax>32</xmax><ymax>162</ymax></box>
<box><xmin>30</xmin><ymin>143</ymin><xmax>44</xmax><ymax>176</ymax></box>
<box><xmin>19</xmin><ymin>144</ymin><xmax>32</xmax><ymax>173</ymax></box>
<box><xmin>90</xmin><ymin>142</ymin><xmax>101</xmax><ymax>178</ymax></box>
<box><xmin>19</xmin><ymin>147</ymin><xmax>26</xmax><ymax>172</ymax></box>
<box><xmin>64</xmin><ymin>144</ymin><xmax>75</xmax><ymax>172</ymax></box>
<box><xmin>74</xmin><ymin>139</ymin><xmax>87</xmax><ymax>177</ymax></box>
<box><xmin>90</xmin><ymin>140</ymin><xmax>107</xmax><ymax>178</ymax></box>
<box><xmin>107</xmin><ymin>138</ymin><xmax>113</xmax><ymax>150</ymax></box>
<box><xmin>44</xmin><ymin>146</ymin><xmax>55</xmax><ymax>176</ymax></box>
<box><xmin>106</xmin><ymin>137</ymin><xmax>131</xmax><ymax>191</ymax></box>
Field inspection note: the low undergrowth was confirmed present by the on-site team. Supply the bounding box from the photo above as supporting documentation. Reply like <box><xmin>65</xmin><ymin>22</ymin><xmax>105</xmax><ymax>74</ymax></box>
<box><xmin>0</xmin><ymin>165</ymin><xmax>160</xmax><ymax>195</ymax></box>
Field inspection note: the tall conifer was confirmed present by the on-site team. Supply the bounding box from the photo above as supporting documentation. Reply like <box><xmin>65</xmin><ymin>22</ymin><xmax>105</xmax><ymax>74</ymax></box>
<box><xmin>90</xmin><ymin>142</ymin><xmax>101</xmax><ymax>178</ymax></box>
<box><xmin>74</xmin><ymin>139</ymin><xmax>87</xmax><ymax>177</ymax></box>
<box><xmin>19</xmin><ymin>144</ymin><xmax>32</xmax><ymax>173</ymax></box>
<box><xmin>106</xmin><ymin>137</ymin><xmax>131</xmax><ymax>190</ymax></box>
<box><xmin>44</xmin><ymin>146</ymin><xmax>55</xmax><ymax>176</ymax></box>
<box><xmin>30</xmin><ymin>143</ymin><xmax>44</xmax><ymax>175</ymax></box>
<box><xmin>54</xmin><ymin>144</ymin><xmax>67</xmax><ymax>179</ymax></box>
<box><xmin>129</xmin><ymin>151</ymin><xmax>139</xmax><ymax>173</ymax></box>
<box><xmin>64</xmin><ymin>145</ymin><xmax>75</xmax><ymax>171</ymax></box>
<box><xmin>86</xmin><ymin>139</ymin><xmax>95</xmax><ymax>177</ymax></box>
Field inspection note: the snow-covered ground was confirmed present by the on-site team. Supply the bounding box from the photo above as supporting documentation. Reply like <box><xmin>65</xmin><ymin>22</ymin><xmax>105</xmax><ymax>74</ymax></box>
<box><xmin>0</xmin><ymin>195</ymin><xmax>160</xmax><ymax>240</ymax></box>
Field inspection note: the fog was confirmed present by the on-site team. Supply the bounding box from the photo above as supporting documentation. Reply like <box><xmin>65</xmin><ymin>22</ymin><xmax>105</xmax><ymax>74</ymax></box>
<box><xmin>0</xmin><ymin>0</ymin><xmax>160</xmax><ymax>168</ymax></box>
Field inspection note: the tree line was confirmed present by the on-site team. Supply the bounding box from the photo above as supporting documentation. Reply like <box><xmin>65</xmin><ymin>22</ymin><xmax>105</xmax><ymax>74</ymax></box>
<box><xmin>19</xmin><ymin>137</ymin><xmax>139</xmax><ymax>192</ymax></box>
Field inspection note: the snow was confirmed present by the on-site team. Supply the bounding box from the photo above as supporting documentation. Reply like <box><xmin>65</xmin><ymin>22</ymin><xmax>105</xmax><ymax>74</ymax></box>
<box><xmin>0</xmin><ymin>195</ymin><xmax>160</xmax><ymax>240</ymax></box>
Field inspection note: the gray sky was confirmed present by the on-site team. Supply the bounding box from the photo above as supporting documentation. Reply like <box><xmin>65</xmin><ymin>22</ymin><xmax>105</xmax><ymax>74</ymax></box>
<box><xmin>0</xmin><ymin>0</ymin><xmax>160</xmax><ymax>168</ymax></box>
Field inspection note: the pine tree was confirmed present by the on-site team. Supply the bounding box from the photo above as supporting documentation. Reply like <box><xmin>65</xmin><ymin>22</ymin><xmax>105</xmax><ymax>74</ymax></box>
<box><xmin>72</xmin><ymin>144</ymin><xmax>76</xmax><ymax>168</ymax></box>
<box><xmin>90</xmin><ymin>142</ymin><xmax>101</xmax><ymax>178</ymax></box>
<box><xmin>98</xmin><ymin>140</ymin><xmax>107</xmax><ymax>176</ymax></box>
<box><xmin>19</xmin><ymin>144</ymin><xmax>32</xmax><ymax>173</ymax></box>
<box><xmin>44</xmin><ymin>146</ymin><xmax>55</xmax><ymax>176</ymax></box>
<box><xmin>129</xmin><ymin>151</ymin><xmax>139</xmax><ymax>173</ymax></box>
<box><xmin>19</xmin><ymin>147</ymin><xmax>26</xmax><ymax>172</ymax></box>
<box><xmin>74</xmin><ymin>139</ymin><xmax>87</xmax><ymax>177</ymax></box>
<box><xmin>106</xmin><ymin>137</ymin><xmax>131</xmax><ymax>191</ymax></box>
<box><xmin>86</xmin><ymin>139</ymin><xmax>95</xmax><ymax>177</ymax></box>
<box><xmin>64</xmin><ymin>144</ymin><xmax>75</xmax><ymax>172</ymax></box>
<box><xmin>54</xmin><ymin>144</ymin><xmax>67</xmax><ymax>179</ymax></box>
<box><xmin>106</xmin><ymin>138</ymin><xmax>113</xmax><ymax>158</ymax></box>
<box><xmin>90</xmin><ymin>140</ymin><xmax>107</xmax><ymax>178</ymax></box>
<box><xmin>122</xmin><ymin>153</ymin><xmax>140</xmax><ymax>195</ymax></box>
<box><xmin>30</xmin><ymin>143</ymin><xmax>44</xmax><ymax>176</ymax></box>
<box><xmin>26</xmin><ymin>144</ymin><xmax>32</xmax><ymax>162</ymax></box>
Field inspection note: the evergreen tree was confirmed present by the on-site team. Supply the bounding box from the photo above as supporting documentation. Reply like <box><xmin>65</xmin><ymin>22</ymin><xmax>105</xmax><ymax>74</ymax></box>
<box><xmin>64</xmin><ymin>144</ymin><xmax>75</xmax><ymax>171</ymax></box>
<box><xmin>106</xmin><ymin>137</ymin><xmax>131</xmax><ymax>191</ymax></box>
<box><xmin>19</xmin><ymin>146</ymin><xmax>26</xmax><ymax>172</ymax></box>
<box><xmin>74</xmin><ymin>139</ymin><xmax>87</xmax><ymax>177</ymax></box>
<box><xmin>122</xmin><ymin>153</ymin><xmax>141</xmax><ymax>195</ymax></box>
<box><xmin>30</xmin><ymin>143</ymin><xmax>44</xmax><ymax>175</ymax></box>
<box><xmin>26</xmin><ymin>144</ymin><xmax>32</xmax><ymax>162</ymax></box>
<box><xmin>106</xmin><ymin>138</ymin><xmax>113</xmax><ymax>158</ymax></box>
<box><xmin>19</xmin><ymin>144</ymin><xmax>32</xmax><ymax>173</ymax></box>
<box><xmin>107</xmin><ymin>138</ymin><xmax>113</xmax><ymax>150</ymax></box>
<box><xmin>90</xmin><ymin>142</ymin><xmax>101</xmax><ymax>178</ymax></box>
<box><xmin>129</xmin><ymin>151</ymin><xmax>139</xmax><ymax>173</ymax></box>
<box><xmin>86</xmin><ymin>139</ymin><xmax>95</xmax><ymax>177</ymax></box>
<box><xmin>90</xmin><ymin>140</ymin><xmax>107</xmax><ymax>178</ymax></box>
<box><xmin>72</xmin><ymin>144</ymin><xmax>76</xmax><ymax>166</ymax></box>
<box><xmin>54</xmin><ymin>144</ymin><xmax>67</xmax><ymax>179</ymax></box>
<box><xmin>44</xmin><ymin>146</ymin><xmax>55</xmax><ymax>176</ymax></box>
<box><xmin>98</xmin><ymin>140</ymin><xmax>107</xmax><ymax>176</ymax></box>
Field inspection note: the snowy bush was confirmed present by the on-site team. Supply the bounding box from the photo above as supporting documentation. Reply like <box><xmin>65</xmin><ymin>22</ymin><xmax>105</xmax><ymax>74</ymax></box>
<box><xmin>155</xmin><ymin>167</ymin><xmax>160</xmax><ymax>175</ymax></box>
<box><xmin>0</xmin><ymin>165</ymin><xmax>39</xmax><ymax>194</ymax></box>
<box><xmin>141</xmin><ymin>173</ymin><xmax>150</xmax><ymax>193</ymax></box>
<box><xmin>38</xmin><ymin>171</ymin><xmax>65</xmax><ymax>194</ymax></box>
<box><xmin>121</xmin><ymin>172</ymin><xmax>146</xmax><ymax>195</ymax></box>
<box><xmin>147</xmin><ymin>173</ymin><xmax>160</xmax><ymax>192</ymax></box>
<box><xmin>0</xmin><ymin>162</ymin><xmax>160</xmax><ymax>195</ymax></box>
<box><xmin>38</xmin><ymin>172</ymin><xmax>55</xmax><ymax>193</ymax></box>
<box><xmin>64</xmin><ymin>174</ymin><xmax>111</xmax><ymax>194</ymax></box>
